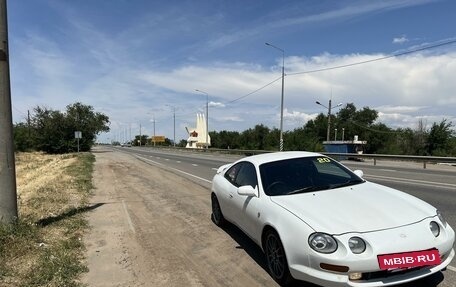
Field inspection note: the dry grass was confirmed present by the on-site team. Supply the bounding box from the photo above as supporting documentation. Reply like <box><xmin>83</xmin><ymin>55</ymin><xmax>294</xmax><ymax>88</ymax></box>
<box><xmin>0</xmin><ymin>152</ymin><xmax>94</xmax><ymax>287</ymax></box>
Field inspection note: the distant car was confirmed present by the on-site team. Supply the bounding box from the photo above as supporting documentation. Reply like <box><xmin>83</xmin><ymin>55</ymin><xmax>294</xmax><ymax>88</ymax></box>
<box><xmin>210</xmin><ymin>151</ymin><xmax>455</xmax><ymax>287</ymax></box>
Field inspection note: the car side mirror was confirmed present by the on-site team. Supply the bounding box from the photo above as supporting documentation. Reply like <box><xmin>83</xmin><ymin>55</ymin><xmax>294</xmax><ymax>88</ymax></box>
<box><xmin>353</xmin><ymin>170</ymin><xmax>364</xmax><ymax>178</ymax></box>
<box><xmin>238</xmin><ymin>185</ymin><xmax>258</xmax><ymax>197</ymax></box>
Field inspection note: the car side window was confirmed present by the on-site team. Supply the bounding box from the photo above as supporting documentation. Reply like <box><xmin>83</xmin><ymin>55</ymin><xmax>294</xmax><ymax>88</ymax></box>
<box><xmin>234</xmin><ymin>162</ymin><xmax>258</xmax><ymax>188</ymax></box>
<box><xmin>224</xmin><ymin>163</ymin><xmax>241</xmax><ymax>184</ymax></box>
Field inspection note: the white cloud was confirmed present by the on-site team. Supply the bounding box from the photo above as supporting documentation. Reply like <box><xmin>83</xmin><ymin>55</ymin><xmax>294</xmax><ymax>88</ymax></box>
<box><xmin>393</xmin><ymin>36</ymin><xmax>409</xmax><ymax>44</ymax></box>
<box><xmin>283</xmin><ymin>109</ymin><xmax>318</xmax><ymax>125</ymax></box>
<box><xmin>217</xmin><ymin>116</ymin><xmax>244</xmax><ymax>122</ymax></box>
<box><xmin>376</xmin><ymin>105</ymin><xmax>425</xmax><ymax>113</ymax></box>
<box><xmin>27</xmin><ymin>50</ymin><xmax>456</xmax><ymax>139</ymax></box>
<box><xmin>209</xmin><ymin>102</ymin><xmax>226</xmax><ymax>108</ymax></box>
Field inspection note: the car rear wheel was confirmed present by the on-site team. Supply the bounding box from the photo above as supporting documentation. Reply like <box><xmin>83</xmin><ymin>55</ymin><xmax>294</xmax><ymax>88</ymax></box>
<box><xmin>264</xmin><ymin>230</ymin><xmax>293</xmax><ymax>286</ymax></box>
<box><xmin>211</xmin><ymin>194</ymin><xmax>225</xmax><ymax>226</ymax></box>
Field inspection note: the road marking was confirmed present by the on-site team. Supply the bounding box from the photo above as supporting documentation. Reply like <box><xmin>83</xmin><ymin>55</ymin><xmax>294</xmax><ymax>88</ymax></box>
<box><xmin>134</xmin><ymin>155</ymin><xmax>211</xmax><ymax>184</ymax></box>
<box><xmin>365</xmin><ymin>174</ymin><xmax>456</xmax><ymax>188</ymax></box>
<box><xmin>448</xmin><ymin>265</ymin><xmax>456</xmax><ymax>272</ymax></box>
<box><xmin>192</xmin><ymin>164</ymin><xmax>198</xmax><ymax>167</ymax></box>
<box><xmin>165</xmin><ymin>158</ymin><xmax>169</xmax><ymax>161</ymax></box>
<box><xmin>176</xmin><ymin>161</ymin><xmax>181</xmax><ymax>163</ymax></box>
<box><xmin>121</xmin><ymin>200</ymin><xmax>135</xmax><ymax>234</ymax></box>
<box><xmin>211</xmin><ymin>168</ymin><xmax>218</xmax><ymax>171</ymax></box>
<box><xmin>135</xmin><ymin>156</ymin><xmax>163</xmax><ymax>166</ymax></box>
<box><xmin>380</xmin><ymin>169</ymin><xmax>397</xmax><ymax>172</ymax></box>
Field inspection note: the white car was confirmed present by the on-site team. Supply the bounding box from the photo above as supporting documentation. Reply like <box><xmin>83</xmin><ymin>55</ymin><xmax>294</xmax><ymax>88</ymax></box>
<box><xmin>210</xmin><ymin>151</ymin><xmax>455</xmax><ymax>287</ymax></box>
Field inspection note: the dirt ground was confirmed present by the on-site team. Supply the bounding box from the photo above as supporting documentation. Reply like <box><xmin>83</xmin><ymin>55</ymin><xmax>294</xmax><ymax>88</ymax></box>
<box><xmin>82</xmin><ymin>147</ymin><xmax>279</xmax><ymax>287</ymax></box>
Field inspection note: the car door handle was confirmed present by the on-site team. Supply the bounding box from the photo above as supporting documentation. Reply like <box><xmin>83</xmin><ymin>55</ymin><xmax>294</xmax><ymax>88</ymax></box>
<box><xmin>229</xmin><ymin>194</ymin><xmax>233</xmax><ymax>198</ymax></box>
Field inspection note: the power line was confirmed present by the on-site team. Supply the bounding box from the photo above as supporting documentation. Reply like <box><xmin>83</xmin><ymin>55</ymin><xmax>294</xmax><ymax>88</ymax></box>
<box><xmin>348</xmin><ymin>119</ymin><xmax>402</xmax><ymax>134</ymax></box>
<box><xmin>287</xmin><ymin>38</ymin><xmax>456</xmax><ymax>76</ymax></box>
<box><xmin>209</xmin><ymin>38</ymin><xmax>456</xmax><ymax>106</ymax></box>
<box><xmin>173</xmin><ymin>75</ymin><xmax>283</xmax><ymax>119</ymax></box>
<box><xmin>225</xmin><ymin>75</ymin><xmax>282</xmax><ymax>104</ymax></box>
<box><xmin>176</xmin><ymin>38</ymin><xmax>456</xmax><ymax>128</ymax></box>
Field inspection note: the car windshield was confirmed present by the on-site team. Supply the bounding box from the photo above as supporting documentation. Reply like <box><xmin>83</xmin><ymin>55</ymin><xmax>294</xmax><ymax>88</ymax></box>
<box><xmin>259</xmin><ymin>156</ymin><xmax>364</xmax><ymax>196</ymax></box>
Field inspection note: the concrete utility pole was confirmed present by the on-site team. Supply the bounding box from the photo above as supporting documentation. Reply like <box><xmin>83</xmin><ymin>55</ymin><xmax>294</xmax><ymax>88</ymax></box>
<box><xmin>316</xmin><ymin>99</ymin><xmax>343</xmax><ymax>142</ymax></box>
<box><xmin>0</xmin><ymin>0</ymin><xmax>18</xmax><ymax>223</ymax></box>
<box><xmin>265</xmin><ymin>42</ymin><xmax>285</xmax><ymax>151</ymax></box>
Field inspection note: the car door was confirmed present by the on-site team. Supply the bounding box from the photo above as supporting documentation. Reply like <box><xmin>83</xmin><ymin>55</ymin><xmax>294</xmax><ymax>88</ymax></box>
<box><xmin>231</xmin><ymin>162</ymin><xmax>263</xmax><ymax>241</ymax></box>
<box><xmin>218</xmin><ymin>162</ymin><xmax>243</xmax><ymax>222</ymax></box>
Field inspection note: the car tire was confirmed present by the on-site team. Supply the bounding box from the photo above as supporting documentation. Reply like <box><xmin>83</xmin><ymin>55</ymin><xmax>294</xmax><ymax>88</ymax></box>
<box><xmin>264</xmin><ymin>230</ymin><xmax>293</xmax><ymax>286</ymax></box>
<box><xmin>211</xmin><ymin>193</ymin><xmax>225</xmax><ymax>227</ymax></box>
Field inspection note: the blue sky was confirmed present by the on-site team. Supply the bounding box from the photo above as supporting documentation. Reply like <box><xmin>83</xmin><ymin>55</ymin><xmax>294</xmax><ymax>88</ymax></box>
<box><xmin>8</xmin><ymin>0</ymin><xmax>456</xmax><ymax>144</ymax></box>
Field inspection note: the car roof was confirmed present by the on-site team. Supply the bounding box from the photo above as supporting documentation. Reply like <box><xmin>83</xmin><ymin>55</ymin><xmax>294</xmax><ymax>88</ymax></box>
<box><xmin>240</xmin><ymin>151</ymin><xmax>323</xmax><ymax>166</ymax></box>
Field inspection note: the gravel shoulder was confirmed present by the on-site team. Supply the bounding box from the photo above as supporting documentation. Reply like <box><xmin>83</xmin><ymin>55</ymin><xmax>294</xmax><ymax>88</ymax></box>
<box><xmin>82</xmin><ymin>147</ymin><xmax>278</xmax><ymax>287</ymax></box>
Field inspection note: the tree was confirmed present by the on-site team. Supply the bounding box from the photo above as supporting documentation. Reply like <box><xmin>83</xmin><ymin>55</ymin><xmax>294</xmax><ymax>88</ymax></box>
<box><xmin>334</xmin><ymin>103</ymin><xmax>378</xmax><ymax>143</ymax></box>
<box><xmin>426</xmin><ymin>119</ymin><xmax>454</xmax><ymax>156</ymax></box>
<box><xmin>239</xmin><ymin>124</ymin><xmax>274</xmax><ymax>150</ymax></box>
<box><xmin>209</xmin><ymin>130</ymin><xmax>241</xmax><ymax>149</ymax></box>
<box><xmin>392</xmin><ymin>120</ymin><xmax>428</xmax><ymax>155</ymax></box>
<box><xmin>178</xmin><ymin>139</ymin><xmax>188</xmax><ymax>147</ymax></box>
<box><xmin>13</xmin><ymin>102</ymin><xmax>110</xmax><ymax>154</ymax></box>
<box><xmin>13</xmin><ymin>122</ymin><xmax>34</xmax><ymax>152</ymax></box>
<box><xmin>303</xmin><ymin>114</ymin><xmax>327</xmax><ymax>143</ymax></box>
<box><xmin>362</xmin><ymin>123</ymin><xmax>394</xmax><ymax>154</ymax></box>
<box><xmin>31</xmin><ymin>107</ymin><xmax>70</xmax><ymax>153</ymax></box>
<box><xmin>65</xmin><ymin>102</ymin><xmax>110</xmax><ymax>151</ymax></box>
<box><xmin>133</xmin><ymin>135</ymin><xmax>149</xmax><ymax>146</ymax></box>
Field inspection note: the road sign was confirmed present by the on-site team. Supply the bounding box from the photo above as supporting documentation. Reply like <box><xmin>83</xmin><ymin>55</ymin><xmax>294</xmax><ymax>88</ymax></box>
<box><xmin>152</xmin><ymin>136</ymin><xmax>166</xmax><ymax>143</ymax></box>
<box><xmin>75</xmin><ymin>131</ymin><xmax>82</xmax><ymax>152</ymax></box>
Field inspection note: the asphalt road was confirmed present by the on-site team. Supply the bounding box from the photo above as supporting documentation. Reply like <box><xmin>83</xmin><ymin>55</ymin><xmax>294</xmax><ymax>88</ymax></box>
<box><xmin>107</xmin><ymin>146</ymin><xmax>456</xmax><ymax>286</ymax></box>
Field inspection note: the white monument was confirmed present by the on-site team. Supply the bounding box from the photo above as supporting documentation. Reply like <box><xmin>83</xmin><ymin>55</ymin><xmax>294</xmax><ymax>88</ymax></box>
<box><xmin>185</xmin><ymin>113</ymin><xmax>211</xmax><ymax>149</ymax></box>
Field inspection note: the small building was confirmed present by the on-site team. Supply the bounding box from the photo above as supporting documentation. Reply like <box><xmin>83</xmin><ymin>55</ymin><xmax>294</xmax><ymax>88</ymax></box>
<box><xmin>185</xmin><ymin>113</ymin><xmax>211</xmax><ymax>149</ymax></box>
<box><xmin>323</xmin><ymin>135</ymin><xmax>367</xmax><ymax>154</ymax></box>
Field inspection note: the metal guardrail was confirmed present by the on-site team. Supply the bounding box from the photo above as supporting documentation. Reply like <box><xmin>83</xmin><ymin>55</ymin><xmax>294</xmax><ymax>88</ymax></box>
<box><xmin>139</xmin><ymin>145</ymin><xmax>456</xmax><ymax>169</ymax></box>
<box><xmin>321</xmin><ymin>152</ymin><xmax>456</xmax><ymax>169</ymax></box>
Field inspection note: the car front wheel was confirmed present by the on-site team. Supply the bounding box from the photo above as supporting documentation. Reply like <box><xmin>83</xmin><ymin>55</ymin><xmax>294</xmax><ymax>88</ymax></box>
<box><xmin>264</xmin><ymin>230</ymin><xmax>293</xmax><ymax>286</ymax></box>
<box><xmin>211</xmin><ymin>193</ymin><xmax>225</xmax><ymax>226</ymax></box>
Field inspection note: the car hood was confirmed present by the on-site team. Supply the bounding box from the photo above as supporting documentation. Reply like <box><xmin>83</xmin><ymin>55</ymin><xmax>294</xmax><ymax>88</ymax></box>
<box><xmin>270</xmin><ymin>181</ymin><xmax>436</xmax><ymax>235</ymax></box>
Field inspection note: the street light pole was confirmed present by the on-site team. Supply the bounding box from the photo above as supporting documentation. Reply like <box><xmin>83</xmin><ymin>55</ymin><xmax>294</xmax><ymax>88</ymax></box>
<box><xmin>266</xmin><ymin>42</ymin><xmax>285</xmax><ymax>151</ymax></box>
<box><xmin>153</xmin><ymin>115</ymin><xmax>156</xmax><ymax>146</ymax></box>
<box><xmin>327</xmin><ymin>99</ymin><xmax>332</xmax><ymax>142</ymax></box>
<box><xmin>195</xmin><ymin>89</ymin><xmax>209</xmax><ymax>150</ymax></box>
<box><xmin>166</xmin><ymin>105</ymin><xmax>176</xmax><ymax>147</ymax></box>
<box><xmin>172</xmin><ymin>108</ymin><xmax>175</xmax><ymax>147</ymax></box>
<box><xmin>316</xmin><ymin>100</ymin><xmax>343</xmax><ymax>142</ymax></box>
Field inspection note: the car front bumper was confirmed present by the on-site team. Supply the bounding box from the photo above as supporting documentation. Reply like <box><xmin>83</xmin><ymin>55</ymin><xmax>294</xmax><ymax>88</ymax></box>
<box><xmin>290</xmin><ymin>248</ymin><xmax>454</xmax><ymax>287</ymax></box>
<box><xmin>286</xmin><ymin>218</ymin><xmax>455</xmax><ymax>287</ymax></box>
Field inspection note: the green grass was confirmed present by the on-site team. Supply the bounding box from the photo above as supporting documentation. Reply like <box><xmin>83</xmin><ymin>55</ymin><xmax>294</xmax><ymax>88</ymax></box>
<box><xmin>0</xmin><ymin>152</ymin><xmax>95</xmax><ymax>287</ymax></box>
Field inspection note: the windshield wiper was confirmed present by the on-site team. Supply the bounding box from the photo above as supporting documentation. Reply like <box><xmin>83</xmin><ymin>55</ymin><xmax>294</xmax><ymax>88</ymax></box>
<box><xmin>287</xmin><ymin>185</ymin><xmax>330</xmax><ymax>195</ymax></box>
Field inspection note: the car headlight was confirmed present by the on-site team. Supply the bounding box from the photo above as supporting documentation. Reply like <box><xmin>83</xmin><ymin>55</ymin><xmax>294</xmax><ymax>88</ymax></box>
<box><xmin>309</xmin><ymin>233</ymin><xmax>338</xmax><ymax>254</ymax></box>
<box><xmin>437</xmin><ymin>210</ymin><xmax>447</xmax><ymax>227</ymax></box>
<box><xmin>348</xmin><ymin>237</ymin><xmax>366</xmax><ymax>254</ymax></box>
<box><xmin>430</xmin><ymin>221</ymin><xmax>440</xmax><ymax>237</ymax></box>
